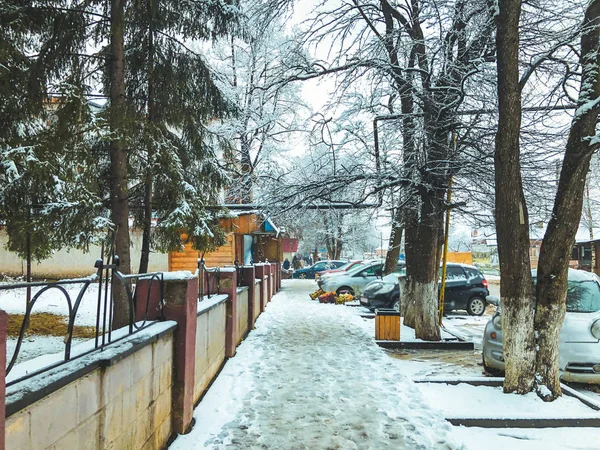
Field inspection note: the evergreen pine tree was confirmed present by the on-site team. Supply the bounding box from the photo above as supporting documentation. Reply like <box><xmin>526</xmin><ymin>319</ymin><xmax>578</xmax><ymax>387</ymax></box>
<box><xmin>0</xmin><ymin>2</ymin><xmax>110</xmax><ymax>263</ymax></box>
<box><xmin>124</xmin><ymin>0</ymin><xmax>242</xmax><ymax>272</ymax></box>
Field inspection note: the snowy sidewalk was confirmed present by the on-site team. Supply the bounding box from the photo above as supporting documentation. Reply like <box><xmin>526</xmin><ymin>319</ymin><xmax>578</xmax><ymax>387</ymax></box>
<box><xmin>170</xmin><ymin>280</ymin><xmax>460</xmax><ymax>450</ymax></box>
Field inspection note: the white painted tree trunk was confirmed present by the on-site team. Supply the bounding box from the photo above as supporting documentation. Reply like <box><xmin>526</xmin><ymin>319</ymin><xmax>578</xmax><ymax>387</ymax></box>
<box><xmin>502</xmin><ymin>295</ymin><xmax>536</xmax><ymax>393</ymax></box>
<box><xmin>412</xmin><ymin>280</ymin><xmax>440</xmax><ymax>341</ymax></box>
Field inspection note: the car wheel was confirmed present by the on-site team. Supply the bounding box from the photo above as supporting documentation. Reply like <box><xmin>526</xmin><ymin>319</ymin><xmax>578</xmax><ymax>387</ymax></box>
<box><xmin>467</xmin><ymin>296</ymin><xmax>486</xmax><ymax>316</ymax></box>
<box><xmin>336</xmin><ymin>286</ymin><xmax>354</xmax><ymax>296</ymax></box>
<box><xmin>393</xmin><ymin>300</ymin><xmax>400</xmax><ymax>312</ymax></box>
<box><xmin>482</xmin><ymin>355</ymin><xmax>503</xmax><ymax>377</ymax></box>
<box><xmin>298</xmin><ymin>273</ymin><xmax>308</xmax><ymax>279</ymax></box>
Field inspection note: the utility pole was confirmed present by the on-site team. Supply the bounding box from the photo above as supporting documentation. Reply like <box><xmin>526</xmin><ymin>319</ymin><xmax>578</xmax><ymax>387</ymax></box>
<box><xmin>586</xmin><ymin>178</ymin><xmax>596</xmax><ymax>273</ymax></box>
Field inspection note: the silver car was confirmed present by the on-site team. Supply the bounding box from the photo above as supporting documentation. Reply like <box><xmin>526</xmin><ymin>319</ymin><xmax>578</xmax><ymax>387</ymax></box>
<box><xmin>482</xmin><ymin>268</ymin><xmax>600</xmax><ymax>383</ymax></box>
<box><xmin>317</xmin><ymin>259</ymin><xmax>384</xmax><ymax>289</ymax></box>
<box><xmin>319</xmin><ymin>261</ymin><xmax>384</xmax><ymax>296</ymax></box>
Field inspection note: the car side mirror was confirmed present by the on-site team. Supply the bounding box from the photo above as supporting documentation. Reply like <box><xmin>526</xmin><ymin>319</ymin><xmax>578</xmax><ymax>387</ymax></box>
<box><xmin>486</xmin><ymin>295</ymin><xmax>500</xmax><ymax>306</ymax></box>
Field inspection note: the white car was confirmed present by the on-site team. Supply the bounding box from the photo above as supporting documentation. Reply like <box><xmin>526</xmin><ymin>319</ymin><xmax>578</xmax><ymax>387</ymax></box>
<box><xmin>483</xmin><ymin>268</ymin><xmax>600</xmax><ymax>383</ymax></box>
<box><xmin>319</xmin><ymin>261</ymin><xmax>384</xmax><ymax>296</ymax></box>
<box><xmin>317</xmin><ymin>259</ymin><xmax>384</xmax><ymax>288</ymax></box>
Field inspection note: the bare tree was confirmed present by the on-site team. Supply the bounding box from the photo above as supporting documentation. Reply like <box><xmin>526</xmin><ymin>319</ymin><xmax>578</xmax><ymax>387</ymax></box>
<box><xmin>534</xmin><ymin>0</ymin><xmax>600</xmax><ymax>400</ymax></box>
<box><xmin>495</xmin><ymin>0</ymin><xmax>600</xmax><ymax>399</ymax></box>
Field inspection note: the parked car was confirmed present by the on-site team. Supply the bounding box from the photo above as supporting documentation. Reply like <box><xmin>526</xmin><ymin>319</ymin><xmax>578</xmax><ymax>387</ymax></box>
<box><xmin>292</xmin><ymin>260</ymin><xmax>346</xmax><ymax>279</ymax></box>
<box><xmin>316</xmin><ymin>260</ymin><xmax>363</xmax><ymax>279</ymax></box>
<box><xmin>318</xmin><ymin>261</ymin><xmax>384</xmax><ymax>296</ymax></box>
<box><xmin>359</xmin><ymin>263</ymin><xmax>489</xmax><ymax>316</ymax></box>
<box><xmin>482</xmin><ymin>268</ymin><xmax>600</xmax><ymax>383</ymax></box>
<box><xmin>318</xmin><ymin>259</ymin><xmax>381</xmax><ymax>285</ymax></box>
<box><xmin>318</xmin><ymin>260</ymin><xmax>384</xmax><ymax>288</ymax></box>
<box><xmin>359</xmin><ymin>271</ymin><xmax>405</xmax><ymax>311</ymax></box>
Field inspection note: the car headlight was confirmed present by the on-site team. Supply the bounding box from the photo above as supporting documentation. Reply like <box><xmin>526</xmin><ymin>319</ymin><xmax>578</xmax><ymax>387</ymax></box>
<box><xmin>591</xmin><ymin>319</ymin><xmax>600</xmax><ymax>339</ymax></box>
<box><xmin>492</xmin><ymin>314</ymin><xmax>502</xmax><ymax>330</ymax></box>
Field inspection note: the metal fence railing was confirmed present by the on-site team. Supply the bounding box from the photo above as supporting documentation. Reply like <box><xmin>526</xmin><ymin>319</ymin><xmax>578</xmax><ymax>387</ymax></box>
<box><xmin>235</xmin><ymin>261</ymin><xmax>244</xmax><ymax>288</ymax></box>
<box><xmin>1</xmin><ymin>254</ymin><xmax>165</xmax><ymax>386</ymax></box>
<box><xmin>197</xmin><ymin>259</ymin><xmax>220</xmax><ymax>300</ymax></box>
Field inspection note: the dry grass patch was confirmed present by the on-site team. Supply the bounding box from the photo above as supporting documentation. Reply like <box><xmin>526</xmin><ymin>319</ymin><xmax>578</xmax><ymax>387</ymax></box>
<box><xmin>7</xmin><ymin>313</ymin><xmax>97</xmax><ymax>339</ymax></box>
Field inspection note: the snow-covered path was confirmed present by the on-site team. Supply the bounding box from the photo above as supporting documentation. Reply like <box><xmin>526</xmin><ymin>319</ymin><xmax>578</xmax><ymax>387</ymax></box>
<box><xmin>171</xmin><ymin>280</ymin><xmax>461</xmax><ymax>450</ymax></box>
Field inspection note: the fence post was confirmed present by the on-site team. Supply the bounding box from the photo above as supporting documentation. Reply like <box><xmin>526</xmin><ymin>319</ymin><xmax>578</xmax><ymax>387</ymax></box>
<box><xmin>241</xmin><ymin>266</ymin><xmax>256</xmax><ymax>329</ymax></box>
<box><xmin>134</xmin><ymin>278</ymin><xmax>163</xmax><ymax>321</ymax></box>
<box><xmin>264</xmin><ymin>263</ymin><xmax>272</xmax><ymax>302</ymax></box>
<box><xmin>270</xmin><ymin>263</ymin><xmax>277</xmax><ymax>294</ymax></box>
<box><xmin>254</xmin><ymin>264</ymin><xmax>267</xmax><ymax>312</ymax></box>
<box><xmin>276</xmin><ymin>261</ymin><xmax>281</xmax><ymax>291</ymax></box>
<box><xmin>217</xmin><ymin>269</ymin><xmax>238</xmax><ymax>358</ymax></box>
<box><xmin>162</xmin><ymin>276</ymin><xmax>198</xmax><ymax>435</ymax></box>
<box><xmin>0</xmin><ymin>310</ymin><xmax>7</xmax><ymax>450</ymax></box>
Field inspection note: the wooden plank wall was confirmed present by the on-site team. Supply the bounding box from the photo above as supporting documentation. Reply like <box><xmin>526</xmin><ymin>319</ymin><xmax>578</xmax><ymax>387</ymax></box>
<box><xmin>203</xmin><ymin>234</ymin><xmax>235</xmax><ymax>268</ymax></box>
<box><xmin>169</xmin><ymin>234</ymin><xmax>235</xmax><ymax>272</ymax></box>
<box><xmin>169</xmin><ymin>239</ymin><xmax>199</xmax><ymax>272</ymax></box>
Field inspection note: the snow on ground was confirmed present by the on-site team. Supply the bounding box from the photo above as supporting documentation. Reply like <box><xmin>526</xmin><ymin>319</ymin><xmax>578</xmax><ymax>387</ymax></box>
<box><xmin>171</xmin><ymin>279</ymin><xmax>600</xmax><ymax>450</ymax></box>
<box><xmin>454</xmin><ymin>427</ymin><xmax>600</xmax><ymax>450</ymax></box>
<box><xmin>442</xmin><ymin>313</ymin><xmax>491</xmax><ymax>348</ymax></box>
<box><xmin>6</xmin><ymin>336</ymin><xmax>86</xmax><ymax>367</ymax></box>
<box><xmin>1</xmin><ymin>280</ymin><xmax>112</xmax><ymax>369</ymax></box>
<box><xmin>171</xmin><ymin>280</ymin><xmax>462</xmax><ymax>450</ymax></box>
<box><xmin>417</xmin><ymin>383</ymin><xmax>599</xmax><ymax>419</ymax></box>
<box><xmin>400</xmin><ymin>318</ymin><xmax>458</xmax><ymax>342</ymax></box>
<box><xmin>0</xmin><ymin>280</ymin><xmax>104</xmax><ymax>326</ymax></box>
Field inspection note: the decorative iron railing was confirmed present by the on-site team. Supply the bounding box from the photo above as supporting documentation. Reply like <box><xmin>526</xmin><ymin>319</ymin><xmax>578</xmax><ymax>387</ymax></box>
<box><xmin>1</xmin><ymin>254</ymin><xmax>165</xmax><ymax>386</ymax></box>
<box><xmin>234</xmin><ymin>261</ymin><xmax>244</xmax><ymax>287</ymax></box>
<box><xmin>197</xmin><ymin>259</ymin><xmax>220</xmax><ymax>299</ymax></box>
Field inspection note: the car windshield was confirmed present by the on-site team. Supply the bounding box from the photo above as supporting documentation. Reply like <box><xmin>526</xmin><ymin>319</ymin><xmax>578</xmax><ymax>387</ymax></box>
<box><xmin>337</xmin><ymin>261</ymin><xmax>355</xmax><ymax>271</ymax></box>
<box><xmin>566</xmin><ymin>281</ymin><xmax>600</xmax><ymax>313</ymax></box>
<box><xmin>382</xmin><ymin>273</ymin><xmax>400</xmax><ymax>283</ymax></box>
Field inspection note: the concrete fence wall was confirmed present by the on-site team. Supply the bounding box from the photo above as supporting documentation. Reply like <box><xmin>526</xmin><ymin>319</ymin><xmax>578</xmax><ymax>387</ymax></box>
<box><xmin>193</xmin><ymin>297</ymin><xmax>227</xmax><ymax>405</ymax></box>
<box><xmin>0</xmin><ymin>263</ymin><xmax>282</xmax><ymax>450</ymax></box>
<box><xmin>236</xmin><ymin>287</ymin><xmax>249</xmax><ymax>346</ymax></box>
<box><xmin>6</xmin><ymin>325</ymin><xmax>175</xmax><ymax>450</ymax></box>
<box><xmin>253</xmin><ymin>281</ymin><xmax>261</xmax><ymax>324</ymax></box>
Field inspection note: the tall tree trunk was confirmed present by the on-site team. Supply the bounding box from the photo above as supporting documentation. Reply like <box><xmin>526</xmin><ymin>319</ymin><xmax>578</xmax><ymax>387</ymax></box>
<box><xmin>495</xmin><ymin>0</ymin><xmax>536</xmax><ymax>394</ymax></box>
<box><xmin>384</xmin><ymin>208</ymin><xmax>403</xmax><ymax>275</ymax></box>
<box><xmin>534</xmin><ymin>0</ymin><xmax>600</xmax><ymax>401</ymax></box>
<box><xmin>335</xmin><ymin>223</ymin><xmax>343</xmax><ymax>259</ymax></box>
<box><xmin>334</xmin><ymin>241</ymin><xmax>342</xmax><ymax>260</ymax></box>
<box><xmin>110</xmin><ymin>0</ymin><xmax>132</xmax><ymax>329</ymax></box>
<box><xmin>139</xmin><ymin>0</ymin><xmax>155</xmax><ymax>275</ymax></box>
<box><xmin>402</xmin><ymin>197</ymin><xmax>419</xmax><ymax>328</ymax></box>
<box><xmin>409</xmin><ymin>197</ymin><xmax>442</xmax><ymax>341</ymax></box>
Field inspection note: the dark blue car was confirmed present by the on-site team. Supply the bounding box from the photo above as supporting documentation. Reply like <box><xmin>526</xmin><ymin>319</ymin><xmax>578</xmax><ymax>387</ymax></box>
<box><xmin>293</xmin><ymin>260</ymin><xmax>346</xmax><ymax>279</ymax></box>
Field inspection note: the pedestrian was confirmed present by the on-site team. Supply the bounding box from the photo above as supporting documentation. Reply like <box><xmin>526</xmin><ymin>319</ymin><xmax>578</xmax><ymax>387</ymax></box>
<box><xmin>309</xmin><ymin>254</ymin><xmax>314</xmax><ymax>266</ymax></box>
<box><xmin>292</xmin><ymin>255</ymin><xmax>301</xmax><ymax>270</ymax></box>
<box><xmin>283</xmin><ymin>258</ymin><xmax>290</xmax><ymax>270</ymax></box>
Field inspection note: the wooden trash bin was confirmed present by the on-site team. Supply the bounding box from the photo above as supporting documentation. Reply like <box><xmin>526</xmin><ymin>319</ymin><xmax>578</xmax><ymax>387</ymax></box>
<box><xmin>375</xmin><ymin>309</ymin><xmax>401</xmax><ymax>341</ymax></box>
